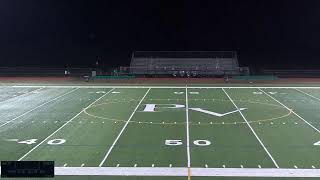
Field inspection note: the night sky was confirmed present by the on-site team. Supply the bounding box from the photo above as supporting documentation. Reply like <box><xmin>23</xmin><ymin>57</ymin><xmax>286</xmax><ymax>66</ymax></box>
<box><xmin>1</xmin><ymin>0</ymin><xmax>320</xmax><ymax>69</ymax></box>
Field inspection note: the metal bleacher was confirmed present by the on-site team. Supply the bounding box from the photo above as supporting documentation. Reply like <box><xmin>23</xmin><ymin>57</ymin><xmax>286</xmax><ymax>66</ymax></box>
<box><xmin>128</xmin><ymin>51</ymin><xmax>240</xmax><ymax>76</ymax></box>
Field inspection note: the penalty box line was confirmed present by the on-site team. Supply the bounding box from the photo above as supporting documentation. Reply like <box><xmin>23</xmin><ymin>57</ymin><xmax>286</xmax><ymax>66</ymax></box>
<box><xmin>222</xmin><ymin>88</ymin><xmax>280</xmax><ymax>168</ymax></box>
<box><xmin>17</xmin><ymin>88</ymin><xmax>115</xmax><ymax>161</ymax></box>
<box><xmin>259</xmin><ymin>88</ymin><xmax>320</xmax><ymax>134</ymax></box>
<box><xmin>99</xmin><ymin>88</ymin><xmax>151</xmax><ymax>167</ymax></box>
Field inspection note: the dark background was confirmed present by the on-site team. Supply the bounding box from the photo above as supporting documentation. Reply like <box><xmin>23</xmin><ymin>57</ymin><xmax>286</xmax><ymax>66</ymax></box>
<box><xmin>0</xmin><ymin>0</ymin><xmax>320</xmax><ymax>70</ymax></box>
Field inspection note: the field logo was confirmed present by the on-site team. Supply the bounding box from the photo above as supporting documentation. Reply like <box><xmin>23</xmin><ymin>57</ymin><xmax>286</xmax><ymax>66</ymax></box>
<box><xmin>143</xmin><ymin>104</ymin><xmax>185</xmax><ymax>112</ymax></box>
<box><xmin>189</xmin><ymin>108</ymin><xmax>247</xmax><ymax>117</ymax></box>
<box><xmin>143</xmin><ymin>104</ymin><xmax>247</xmax><ymax>117</ymax></box>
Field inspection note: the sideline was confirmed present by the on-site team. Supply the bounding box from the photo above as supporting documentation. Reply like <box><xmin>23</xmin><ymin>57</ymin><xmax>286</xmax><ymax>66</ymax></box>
<box><xmin>1</xmin><ymin>167</ymin><xmax>319</xmax><ymax>177</ymax></box>
<box><xmin>11</xmin><ymin>85</ymin><xmax>320</xmax><ymax>89</ymax></box>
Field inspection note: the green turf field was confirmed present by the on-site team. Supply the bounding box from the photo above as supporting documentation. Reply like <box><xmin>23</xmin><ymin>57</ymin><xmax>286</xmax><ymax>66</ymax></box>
<box><xmin>0</xmin><ymin>85</ymin><xmax>320</xmax><ymax>179</ymax></box>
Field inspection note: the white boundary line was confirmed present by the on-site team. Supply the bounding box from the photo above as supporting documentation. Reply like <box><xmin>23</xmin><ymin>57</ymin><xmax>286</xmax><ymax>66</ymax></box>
<box><xmin>259</xmin><ymin>88</ymin><xmax>320</xmax><ymax>134</ymax></box>
<box><xmin>222</xmin><ymin>88</ymin><xmax>280</xmax><ymax>168</ymax></box>
<box><xmin>0</xmin><ymin>88</ymin><xmax>78</xmax><ymax>128</ymax></box>
<box><xmin>99</xmin><ymin>88</ymin><xmax>151</xmax><ymax>167</ymax></box>
<box><xmin>18</xmin><ymin>88</ymin><xmax>115</xmax><ymax>161</ymax></box>
<box><xmin>185</xmin><ymin>86</ymin><xmax>191</xmax><ymax>167</ymax></box>
<box><xmin>1</xmin><ymin>167</ymin><xmax>319</xmax><ymax>177</ymax></box>
<box><xmin>295</xmin><ymin>88</ymin><xmax>320</xmax><ymax>102</ymax></box>
<box><xmin>10</xmin><ymin>85</ymin><xmax>320</xmax><ymax>89</ymax></box>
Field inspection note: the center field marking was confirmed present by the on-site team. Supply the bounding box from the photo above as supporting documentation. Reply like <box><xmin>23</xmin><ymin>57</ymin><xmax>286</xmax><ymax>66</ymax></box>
<box><xmin>65</xmin><ymin>97</ymin><xmax>292</xmax><ymax>125</ymax></box>
<box><xmin>259</xmin><ymin>88</ymin><xmax>320</xmax><ymax>134</ymax></box>
<box><xmin>185</xmin><ymin>86</ymin><xmax>191</xmax><ymax>168</ymax></box>
<box><xmin>85</xmin><ymin>104</ymin><xmax>288</xmax><ymax>126</ymax></box>
<box><xmin>222</xmin><ymin>88</ymin><xmax>280</xmax><ymax>168</ymax></box>
<box><xmin>17</xmin><ymin>88</ymin><xmax>115</xmax><ymax>161</ymax></box>
<box><xmin>189</xmin><ymin>107</ymin><xmax>247</xmax><ymax>117</ymax></box>
<box><xmin>0</xmin><ymin>88</ymin><xmax>79</xmax><ymax>128</ymax></box>
<box><xmin>99</xmin><ymin>88</ymin><xmax>151</xmax><ymax>167</ymax></box>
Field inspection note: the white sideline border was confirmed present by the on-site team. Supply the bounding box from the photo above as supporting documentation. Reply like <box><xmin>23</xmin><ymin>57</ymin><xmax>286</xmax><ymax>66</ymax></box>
<box><xmin>42</xmin><ymin>167</ymin><xmax>320</xmax><ymax>177</ymax></box>
<box><xmin>10</xmin><ymin>85</ymin><xmax>320</xmax><ymax>89</ymax></box>
<box><xmin>1</xmin><ymin>167</ymin><xmax>319</xmax><ymax>177</ymax></box>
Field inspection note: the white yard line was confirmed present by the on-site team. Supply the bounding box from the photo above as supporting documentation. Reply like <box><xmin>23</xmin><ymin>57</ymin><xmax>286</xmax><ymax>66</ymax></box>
<box><xmin>11</xmin><ymin>85</ymin><xmax>320</xmax><ymax>89</ymax></box>
<box><xmin>259</xmin><ymin>88</ymin><xmax>320</xmax><ymax>134</ymax></box>
<box><xmin>185</xmin><ymin>86</ymin><xmax>191</xmax><ymax>167</ymax></box>
<box><xmin>0</xmin><ymin>87</ymin><xmax>45</xmax><ymax>103</ymax></box>
<box><xmin>0</xmin><ymin>88</ymin><xmax>78</xmax><ymax>128</ymax></box>
<box><xmin>98</xmin><ymin>88</ymin><xmax>151</xmax><ymax>167</ymax></box>
<box><xmin>222</xmin><ymin>88</ymin><xmax>279</xmax><ymax>168</ymax></box>
<box><xmin>17</xmin><ymin>88</ymin><xmax>115</xmax><ymax>161</ymax></box>
<box><xmin>295</xmin><ymin>88</ymin><xmax>320</xmax><ymax>102</ymax></box>
<box><xmin>1</xmin><ymin>167</ymin><xmax>318</xmax><ymax>177</ymax></box>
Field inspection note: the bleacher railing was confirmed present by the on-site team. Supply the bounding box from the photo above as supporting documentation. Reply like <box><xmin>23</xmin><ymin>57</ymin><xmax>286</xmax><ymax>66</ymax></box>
<box><xmin>119</xmin><ymin>66</ymin><xmax>249</xmax><ymax>76</ymax></box>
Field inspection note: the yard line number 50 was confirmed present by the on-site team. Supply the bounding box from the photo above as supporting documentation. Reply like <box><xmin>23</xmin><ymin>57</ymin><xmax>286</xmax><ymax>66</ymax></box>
<box><xmin>166</xmin><ymin>140</ymin><xmax>320</xmax><ymax>146</ymax></box>
<box><xmin>165</xmin><ymin>139</ymin><xmax>211</xmax><ymax>146</ymax></box>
